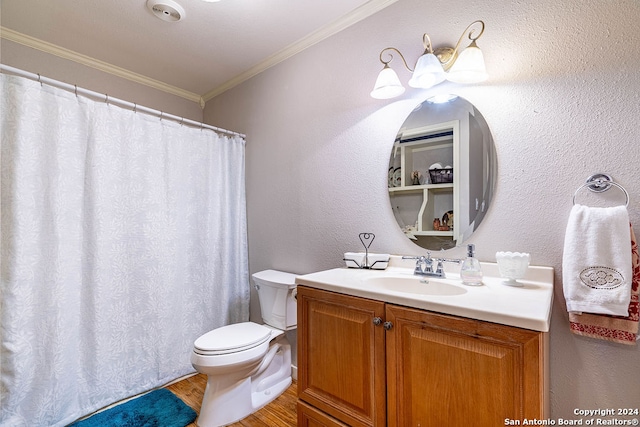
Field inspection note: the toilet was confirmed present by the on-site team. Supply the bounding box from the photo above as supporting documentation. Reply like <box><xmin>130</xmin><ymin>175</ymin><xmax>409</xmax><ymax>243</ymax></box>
<box><xmin>190</xmin><ymin>269</ymin><xmax>297</xmax><ymax>427</ymax></box>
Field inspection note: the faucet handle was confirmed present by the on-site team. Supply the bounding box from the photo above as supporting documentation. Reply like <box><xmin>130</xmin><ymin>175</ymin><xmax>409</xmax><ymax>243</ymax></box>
<box><xmin>434</xmin><ymin>259</ymin><xmax>444</xmax><ymax>275</ymax></box>
<box><xmin>414</xmin><ymin>256</ymin><xmax>426</xmax><ymax>274</ymax></box>
<box><xmin>401</xmin><ymin>255</ymin><xmax>427</xmax><ymax>262</ymax></box>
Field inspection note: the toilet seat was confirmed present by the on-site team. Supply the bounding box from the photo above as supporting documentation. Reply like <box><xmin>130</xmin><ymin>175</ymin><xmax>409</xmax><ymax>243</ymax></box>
<box><xmin>194</xmin><ymin>322</ymin><xmax>272</xmax><ymax>356</ymax></box>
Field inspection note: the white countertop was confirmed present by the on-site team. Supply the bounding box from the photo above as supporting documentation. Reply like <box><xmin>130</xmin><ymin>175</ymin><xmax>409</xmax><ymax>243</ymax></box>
<box><xmin>295</xmin><ymin>256</ymin><xmax>554</xmax><ymax>332</ymax></box>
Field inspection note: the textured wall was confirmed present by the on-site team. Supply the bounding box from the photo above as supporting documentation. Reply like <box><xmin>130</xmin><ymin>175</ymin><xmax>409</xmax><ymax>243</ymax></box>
<box><xmin>205</xmin><ymin>0</ymin><xmax>640</xmax><ymax>418</ymax></box>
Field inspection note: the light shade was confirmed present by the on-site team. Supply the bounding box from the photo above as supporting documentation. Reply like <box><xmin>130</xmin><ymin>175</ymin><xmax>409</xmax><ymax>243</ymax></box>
<box><xmin>370</xmin><ymin>66</ymin><xmax>405</xmax><ymax>99</ymax></box>
<box><xmin>446</xmin><ymin>42</ymin><xmax>488</xmax><ymax>84</ymax></box>
<box><xmin>408</xmin><ymin>53</ymin><xmax>446</xmax><ymax>89</ymax></box>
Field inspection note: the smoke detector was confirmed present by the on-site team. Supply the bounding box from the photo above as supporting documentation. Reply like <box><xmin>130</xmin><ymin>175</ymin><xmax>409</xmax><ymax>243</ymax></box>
<box><xmin>147</xmin><ymin>0</ymin><xmax>185</xmax><ymax>22</ymax></box>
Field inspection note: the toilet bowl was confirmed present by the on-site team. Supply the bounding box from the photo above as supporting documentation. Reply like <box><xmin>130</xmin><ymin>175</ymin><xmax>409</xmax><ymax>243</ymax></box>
<box><xmin>191</xmin><ymin>270</ymin><xmax>297</xmax><ymax>427</ymax></box>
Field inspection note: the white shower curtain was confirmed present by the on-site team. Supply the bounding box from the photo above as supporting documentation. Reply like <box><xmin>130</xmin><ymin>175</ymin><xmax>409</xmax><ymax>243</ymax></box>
<box><xmin>0</xmin><ymin>74</ymin><xmax>249</xmax><ymax>427</ymax></box>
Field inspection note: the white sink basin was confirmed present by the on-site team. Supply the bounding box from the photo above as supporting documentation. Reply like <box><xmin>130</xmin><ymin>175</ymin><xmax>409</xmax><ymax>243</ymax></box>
<box><xmin>364</xmin><ymin>276</ymin><xmax>467</xmax><ymax>296</ymax></box>
<box><xmin>295</xmin><ymin>256</ymin><xmax>555</xmax><ymax>332</ymax></box>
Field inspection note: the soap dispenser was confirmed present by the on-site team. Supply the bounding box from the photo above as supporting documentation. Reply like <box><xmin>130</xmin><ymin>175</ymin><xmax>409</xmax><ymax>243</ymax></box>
<box><xmin>460</xmin><ymin>244</ymin><xmax>483</xmax><ymax>286</ymax></box>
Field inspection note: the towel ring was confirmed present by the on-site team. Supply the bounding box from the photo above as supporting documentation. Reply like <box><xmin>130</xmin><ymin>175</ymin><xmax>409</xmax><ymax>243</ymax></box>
<box><xmin>572</xmin><ymin>174</ymin><xmax>629</xmax><ymax>207</ymax></box>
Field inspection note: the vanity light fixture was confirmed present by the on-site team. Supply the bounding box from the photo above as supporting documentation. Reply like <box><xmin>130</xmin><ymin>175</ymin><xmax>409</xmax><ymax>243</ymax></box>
<box><xmin>370</xmin><ymin>20</ymin><xmax>488</xmax><ymax>99</ymax></box>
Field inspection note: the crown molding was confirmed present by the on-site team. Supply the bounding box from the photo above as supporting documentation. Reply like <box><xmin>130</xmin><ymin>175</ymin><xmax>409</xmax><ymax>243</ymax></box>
<box><xmin>0</xmin><ymin>26</ymin><xmax>203</xmax><ymax>104</ymax></box>
<box><xmin>1</xmin><ymin>0</ymin><xmax>397</xmax><ymax>106</ymax></box>
<box><xmin>201</xmin><ymin>0</ymin><xmax>398</xmax><ymax>101</ymax></box>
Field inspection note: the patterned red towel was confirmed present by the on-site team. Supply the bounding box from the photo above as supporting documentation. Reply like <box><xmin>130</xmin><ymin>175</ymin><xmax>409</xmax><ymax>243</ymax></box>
<box><xmin>569</xmin><ymin>225</ymin><xmax>640</xmax><ymax>345</ymax></box>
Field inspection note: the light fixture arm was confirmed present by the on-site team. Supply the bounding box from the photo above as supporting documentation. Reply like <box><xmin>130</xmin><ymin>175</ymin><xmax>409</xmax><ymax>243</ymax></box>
<box><xmin>434</xmin><ymin>20</ymin><xmax>485</xmax><ymax>70</ymax></box>
<box><xmin>378</xmin><ymin>47</ymin><xmax>414</xmax><ymax>73</ymax></box>
<box><xmin>421</xmin><ymin>33</ymin><xmax>435</xmax><ymax>54</ymax></box>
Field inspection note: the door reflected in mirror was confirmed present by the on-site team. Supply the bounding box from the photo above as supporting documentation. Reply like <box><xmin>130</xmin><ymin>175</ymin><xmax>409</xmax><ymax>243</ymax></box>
<box><xmin>388</xmin><ymin>96</ymin><xmax>496</xmax><ymax>250</ymax></box>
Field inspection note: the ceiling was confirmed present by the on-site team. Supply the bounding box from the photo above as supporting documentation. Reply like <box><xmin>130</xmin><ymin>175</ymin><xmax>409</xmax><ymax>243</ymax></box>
<box><xmin>1</xmin><ymin>0</ymin><xmax>395</xmax><ymax>103</ymax></box>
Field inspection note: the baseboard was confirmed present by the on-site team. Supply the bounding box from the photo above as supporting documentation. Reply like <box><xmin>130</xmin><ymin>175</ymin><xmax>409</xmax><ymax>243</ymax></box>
<box><xmin>291</xmin><ymin>364</ymin><xmax>298</xmax><ymax>381</ymax></box>
<box><xmin>164</xmin><ymin>372</ymin><xmax>198</xmax><ymax>387</ymax></box>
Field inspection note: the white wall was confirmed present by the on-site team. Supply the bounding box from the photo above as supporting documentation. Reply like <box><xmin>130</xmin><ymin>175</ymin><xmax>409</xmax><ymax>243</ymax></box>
<box><xmin>205</xmin><ymin>0</ymin><xmax>640</xmax><ymax>418</ymax></box>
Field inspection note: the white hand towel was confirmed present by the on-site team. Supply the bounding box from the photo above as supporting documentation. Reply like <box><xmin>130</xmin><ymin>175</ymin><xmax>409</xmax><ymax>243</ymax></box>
<box><xmin>563</xmin><ymin>204</ymin><xmax>632</xmax><ymax>316</ymax></box>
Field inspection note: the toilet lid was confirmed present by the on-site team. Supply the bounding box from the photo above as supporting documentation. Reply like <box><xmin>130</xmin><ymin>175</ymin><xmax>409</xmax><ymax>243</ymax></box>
<box><xmin>194</xmin><ymin>322</ymin><xmax>272</xmax><ymax>354</ymax></box>
<box><xmin>252</xmin><ymin>269</ymin><xmax>297</xmax><ymax>287</ymax></box>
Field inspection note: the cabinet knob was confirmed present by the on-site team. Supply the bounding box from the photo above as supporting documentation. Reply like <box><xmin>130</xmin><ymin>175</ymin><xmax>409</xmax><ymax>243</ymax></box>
<box><xmin>383</xmin><ymin>321</ymin><xmax>393</xmax><ymax>330</ymax></box>
<box><xmin>373</xmin><ymin>317</ymin><xmax>383</xmax><ymax>326</ymax></box>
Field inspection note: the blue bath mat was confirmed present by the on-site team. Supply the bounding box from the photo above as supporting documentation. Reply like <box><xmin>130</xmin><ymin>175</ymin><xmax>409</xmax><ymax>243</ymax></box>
<box><xmin>69</xmin><ymin>388</ymin><xmax>197</xmax><ymax>427</ymax></box>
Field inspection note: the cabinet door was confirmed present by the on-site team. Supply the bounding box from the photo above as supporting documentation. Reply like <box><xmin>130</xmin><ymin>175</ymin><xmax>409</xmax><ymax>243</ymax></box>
<box><xmin>386</xmin><ymin>304</ymin><xmax>545</xmax><ymax>427</ymax></box>
<box><xmin>297</xmin><ymin>286</ymin><xmax>386</xmax><ymax>427</ymax></box>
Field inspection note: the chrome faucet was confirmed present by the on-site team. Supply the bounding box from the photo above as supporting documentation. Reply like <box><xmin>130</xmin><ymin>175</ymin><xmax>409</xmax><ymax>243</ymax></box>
<box><xmin>403</xmin><ymin>253</ymin><xmax>438</xmax><ymax>277</ymax></box>
<box><xmin>403</xmin><ymin>253</ymin><xmax>462</xmax><ymax>278</ymax></box>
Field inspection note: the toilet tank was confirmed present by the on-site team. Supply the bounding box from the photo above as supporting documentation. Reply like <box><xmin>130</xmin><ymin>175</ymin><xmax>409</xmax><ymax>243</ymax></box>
<box><xmin>252</xmin><ymin>269</ymin><xmax>297</xmax><ymax>331</ymax></box>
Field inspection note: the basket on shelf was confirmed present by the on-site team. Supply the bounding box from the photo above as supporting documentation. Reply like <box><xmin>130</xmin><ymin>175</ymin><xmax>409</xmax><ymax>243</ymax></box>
<box><xmin>428</xmin><ymin>168</ymin><xmax>453</xmax><ymax>184</ymax></box>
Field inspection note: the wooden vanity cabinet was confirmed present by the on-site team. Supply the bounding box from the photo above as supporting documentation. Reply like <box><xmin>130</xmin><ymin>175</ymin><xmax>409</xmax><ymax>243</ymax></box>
<box><xmin>298</xmin><ymin>401</ymin><xmax>350</xmax><ymax>427</ymax></box>
<box><xmin>297</xmin><ymin>285</ymin><xmax>548</xmax><ymax>427</ymax></box>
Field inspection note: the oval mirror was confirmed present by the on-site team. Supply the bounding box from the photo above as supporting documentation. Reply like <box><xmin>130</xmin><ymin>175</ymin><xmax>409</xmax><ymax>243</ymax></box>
<box><xmin>388</xmin><ymin>96</ymin><xmax>497</xmax><ymax>250</ymax></box>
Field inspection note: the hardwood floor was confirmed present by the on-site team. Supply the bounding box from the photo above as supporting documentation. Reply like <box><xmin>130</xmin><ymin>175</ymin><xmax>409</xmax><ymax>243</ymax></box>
<box><xmin>165</xmin><ymin>374</ymin><xmax>298</xmax><ymax>427</ymax></box>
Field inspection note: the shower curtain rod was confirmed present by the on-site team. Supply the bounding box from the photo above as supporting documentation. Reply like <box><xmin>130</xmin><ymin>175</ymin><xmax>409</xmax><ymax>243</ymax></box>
<box><xmin>0</xmin><ymin>64</ymin><xmax>246</xmax><ymax>139</ymax></box>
